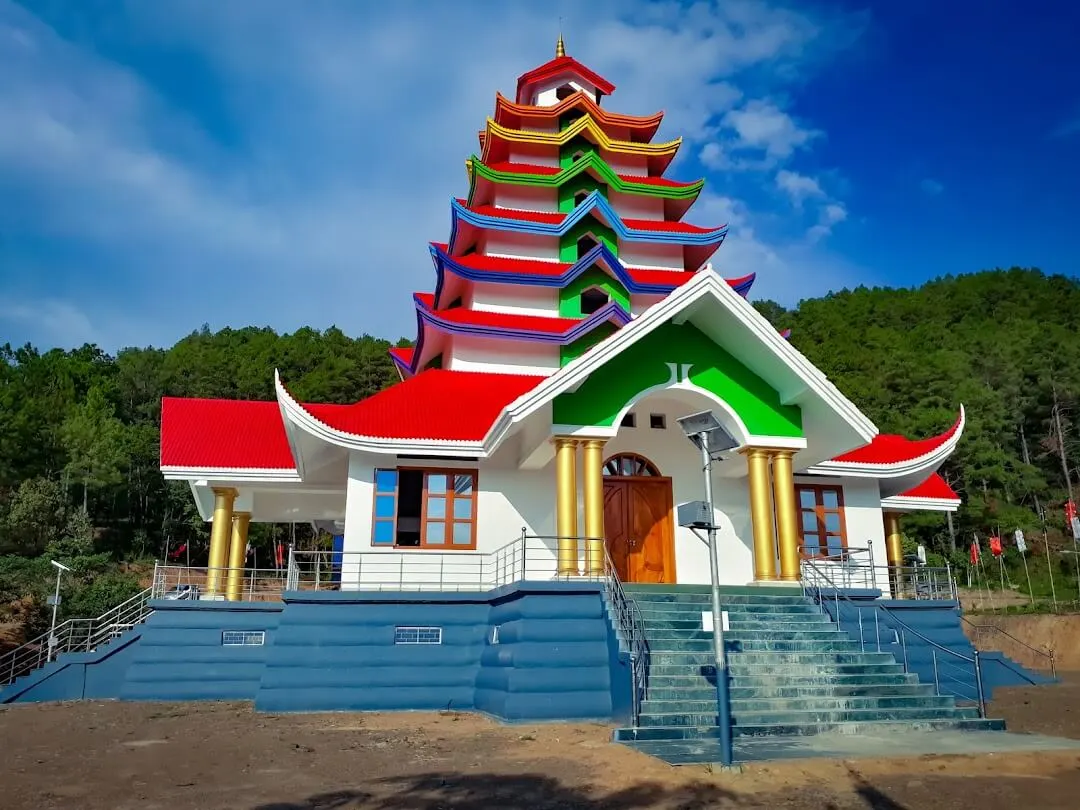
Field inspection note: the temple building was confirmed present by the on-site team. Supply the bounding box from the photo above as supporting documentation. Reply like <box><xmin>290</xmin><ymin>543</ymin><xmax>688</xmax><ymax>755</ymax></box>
<box><xmin>159</xmin><ymin>39</ymin><xmax>964</xmax><ymax>597</ymax></box>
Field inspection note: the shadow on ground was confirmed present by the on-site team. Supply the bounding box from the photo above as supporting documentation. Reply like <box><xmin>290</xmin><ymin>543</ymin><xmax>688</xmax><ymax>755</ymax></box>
<box><xmin>249</xmin><ymin>771</ymin><xmax>906</xmax><ymax>810</ymax></box>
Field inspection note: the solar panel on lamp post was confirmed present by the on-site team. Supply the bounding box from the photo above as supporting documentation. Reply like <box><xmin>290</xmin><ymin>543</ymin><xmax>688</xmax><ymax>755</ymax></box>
<box><xmin>676</xmin><ymin>410</ymin><xmax>738</xmax><ymax>768</ymax></box>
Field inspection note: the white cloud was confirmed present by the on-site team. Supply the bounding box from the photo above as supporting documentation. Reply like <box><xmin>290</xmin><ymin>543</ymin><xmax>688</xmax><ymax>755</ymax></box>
<box><xmin>0</xmin><ymin>0</ymin><xmax>865</xmax><ymax>350</ymax></box>
<box><xmin>920</xmin><ymin>178</ymin><xmax>944</xmax><ymax>196</ymax></box>
<box><xmin>807</xmin><ymin>202</ymin><xmax>848</xmax><ymax>243</ymax></box>
<box><xmin>776</xmin><ymin>169</ymin><xmax>825</xmax><ymax>204</ymax></box>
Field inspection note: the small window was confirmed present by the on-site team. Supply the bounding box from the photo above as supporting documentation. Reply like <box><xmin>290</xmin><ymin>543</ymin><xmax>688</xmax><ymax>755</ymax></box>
<box><xmin>573</xmin><ymin>190</ymin><xmax>590</xmax><ymax>207</ymax></box>
<box><xmin>576</xmin><ymin>234</ymin><xmax>599</xmax><ymax>260</ymax></box>
<box><xmin>556</xmin><ymin>84</ymin><xmax>575</xmax><ymax>101</ymax></box>
<box><xmin>649</xmin><ymin>414</ymin><xmax>666</xmax><ymax>430</ymax></box>
<box><xmin>222</xmin><ymin>631</ymin><xmax>265</xmax><ymax>647</ymax></box>
<box><xmin>372</xmin><ymin>469</ymin><xmax>478</xmax><ymax>549</ymax></box>
<box><xmin>395</xmin><ymin>626</ymin><xmax>443</xmax><ymax>645</ymax></box>
<box><xmin>571</xmin><ymin>150</ymin><xmax>586</xmax><ymax>163</ymax></box>
<box><xmin>620</xmin><ymin>413</ymin><xmax>636</xmax><ymax>428</ymax></box>
<box><xmin>580</xmin><ymin>287</ymin><xmax>609</xmax><ymax>315</ymax></box>
<box><xmin>796</xmin><ymin>484</ymin><xmax>848</xmax><ymax>559</ymax></box>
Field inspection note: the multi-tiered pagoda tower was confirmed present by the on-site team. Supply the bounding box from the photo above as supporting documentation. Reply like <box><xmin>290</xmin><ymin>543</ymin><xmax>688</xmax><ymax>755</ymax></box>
<box><xmin>161</xmin><ymin>39</ymin><xmax>966</xmax><ymax>594</ymax></box>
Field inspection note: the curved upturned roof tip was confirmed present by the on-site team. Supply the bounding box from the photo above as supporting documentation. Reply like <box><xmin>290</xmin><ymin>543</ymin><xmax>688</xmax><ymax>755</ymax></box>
<box><xmin>825</xmin><ymin>404</ymin><xmax>966</xmax><ymax>470</ymax></box>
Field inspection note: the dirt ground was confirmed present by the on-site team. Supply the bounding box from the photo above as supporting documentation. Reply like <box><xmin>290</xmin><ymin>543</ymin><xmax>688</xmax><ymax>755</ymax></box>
<box><xmin>2</xmin><ymin>678</ymin><xmax>1080</xmax><ymax>810</ymax></box>
<box><xmin>966</xmin><ymin>612</ymin><xmax>1080</xmax><ymax>671</ymax></box>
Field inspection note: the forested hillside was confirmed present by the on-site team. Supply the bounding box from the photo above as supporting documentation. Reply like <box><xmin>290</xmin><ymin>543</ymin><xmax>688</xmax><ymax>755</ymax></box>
<box><xmin>2</xmin><ymin>267</ymin><xmax>1080</xmax><ymax>636</ymax></box>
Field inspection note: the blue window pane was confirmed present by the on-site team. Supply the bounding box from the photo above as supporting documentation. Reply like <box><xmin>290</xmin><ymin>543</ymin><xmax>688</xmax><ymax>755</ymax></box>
<box><xmin>375</xmin><ymin>495</ymin><xmax>395</xmax><ymax>519</ymax></box>
<box><xmin>454</xmin><ymin>474</ymin><xmax>474</xmax><ymax>495</ymax></box>
<box><xmin>822</xmin><ymin>489</ymin><xmax>840</xmax><ymax>509</ymax></box>
<box><xmin>825</xmin><ymin>513</ymin><xmax>841</xmax><ymax>533</ymax></box>
<box><xmin>801</xmin><ymin>512</ymin><xmax>817</xmax><ymax>532</ymax></box>
<box><xmin>375</xmin><ymin>469</ymin><xmax>397</xmax><ymax>493</ymax></box>
<box><xmin>803</xmin><ymin>533</ymin><xmax>821</xmax><ymax>555</ymax></box>
<box><xmin>425</xmin><ymin>522</ymin><xmax>446</xmax><ymax>545</ymax></box>
<box><xmin>372</xmin><ymin>520</ymin><xmax>394</xmax><ymax>545</ymax></box>
<box><xmin>453</xmin><ymin>497</ymin><xmax>472</xmax><ymax>520</ymax></box>
<box><xmin>826</xmin><ymin>535</ymin><xmax>844</xmax><ymax>556</ymax></box>
<box><xmin>427</xmin><ymin>497</ymin><xmax>446</xmax><ymax>519</ymax></box>
<box><xmin>452</xmin><ymin>523</ymin><xmax>472</xmax><ymax>545</ymax></box>
<box><xmin>799</xmin><ymin>489</ymin><xmax>816</xmax><ymax>508</ymax></box>
<box><xmin>427</xmin><ymin>474</ymin><xmax>447</xmax><ymax>495</ymax></box>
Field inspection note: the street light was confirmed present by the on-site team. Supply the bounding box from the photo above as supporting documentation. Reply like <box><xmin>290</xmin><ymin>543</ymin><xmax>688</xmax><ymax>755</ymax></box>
<box><xmin>48</xmin><ymin>560</ymin><xmax>72</xmax><ymax>662</ymax></box>
<box><xmin>676</xmin><ymin>410</ymin><xmax>738</xmax><ymax>767</ymax></box>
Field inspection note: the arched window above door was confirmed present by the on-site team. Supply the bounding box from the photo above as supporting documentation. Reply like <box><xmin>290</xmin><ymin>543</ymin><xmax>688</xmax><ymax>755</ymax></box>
<box><xmin>603</xmin><ymin>453</ymin><xmax>661</xmax><ymax>478</ymax></box>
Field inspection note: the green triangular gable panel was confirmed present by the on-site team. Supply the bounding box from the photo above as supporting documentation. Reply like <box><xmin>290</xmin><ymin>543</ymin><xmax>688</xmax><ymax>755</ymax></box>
<box><xmin>551</xmin><ymin>322</ymin><xmax>803</xmax><ymax>437</ymax></box>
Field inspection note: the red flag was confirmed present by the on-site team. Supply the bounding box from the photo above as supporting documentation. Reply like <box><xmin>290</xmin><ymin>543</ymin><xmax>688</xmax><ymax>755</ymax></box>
<box><xmin>169</xmin><ymin>543</ymin><xmax>187</xmax><ymax>560</ymax></box>
<box><xmin>989</xmin><ymin>536</ymin><xmax>1003</xmax><ymax>557</ymax></box>
<box><xmin>970</xmin><ymin>539</ymin><xmax>980</xmax><ymax>565</ymax></box>
<box><xmin>1066</xmin><ymin>501</ymin><xmax>1077</xmax><ymax>524</ymax></box>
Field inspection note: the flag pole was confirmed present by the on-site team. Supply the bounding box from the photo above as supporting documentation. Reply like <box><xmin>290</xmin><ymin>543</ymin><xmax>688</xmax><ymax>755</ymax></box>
<box><xmin>1016</xmin><ymin>529</ymin><xmax>1034</xmax><ymax>607</ymax></box>
<box><xmin>1040</xmin><ymin>510</ymin><xmax>1059</xmax><ymax>612</ymax></box>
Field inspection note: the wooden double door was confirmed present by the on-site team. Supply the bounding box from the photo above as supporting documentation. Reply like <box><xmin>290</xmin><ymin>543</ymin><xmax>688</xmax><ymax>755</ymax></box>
<box><xmin>602</xmin><ymin>464</ymin><xmax>676</xmax><ymax>584</ymax></box>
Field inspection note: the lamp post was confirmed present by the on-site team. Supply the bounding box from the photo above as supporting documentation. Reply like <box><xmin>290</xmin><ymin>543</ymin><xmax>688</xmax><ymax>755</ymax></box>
<box><xmin>676</xmin><ymin>410</ymin><xmax>738</xmax><ymax>768</ymax></box>
<box><xmin>48</xmin><ymin>560</ymin><xmax>72</xmax><ymax>662</ymax></box>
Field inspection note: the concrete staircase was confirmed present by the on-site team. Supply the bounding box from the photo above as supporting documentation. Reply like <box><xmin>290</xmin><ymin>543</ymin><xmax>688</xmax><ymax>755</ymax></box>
<box><xmin>614</xmin><ymin>585</ymin><xmax>1005</xmax><ymax>763</ymax></box>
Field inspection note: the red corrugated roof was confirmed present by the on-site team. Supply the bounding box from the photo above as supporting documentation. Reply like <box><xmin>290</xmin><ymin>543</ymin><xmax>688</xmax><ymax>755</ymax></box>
<box><xmin>832</xmin><ymin>412</ymin><xmax>964</xmax><ymax>465</ymax></box>
<box><xmin>461</xmin><ymin>201</ymin><xmax>718</xmax><ymax>235</ymax></box>
<box><xmin>160</xmin><ymin>397</ymin><xmax>296</xmax><ymax>470</ymax></box>
<box><xmin>299</xmin><ymin>369</ymin><xmax>542</xmax><ymax>441</ymax></box>
<box><xmin>898</xmin><ymin>473</ymin><xmax>959</xmax><ymax>501</ymax></box>
<box><xmin>483</xmin><ymin>161</ymin><xmax>695</xmax><ymax>189</ymax></box>
<box><xmin>515</xmin><ymin>56</ymin><xmax>616</xmax><ymax>103</ymax></box>
<box><xmin>389</xmin><ymin>346</ymin><xmax>414</xmax><ymax>365</ymax></box>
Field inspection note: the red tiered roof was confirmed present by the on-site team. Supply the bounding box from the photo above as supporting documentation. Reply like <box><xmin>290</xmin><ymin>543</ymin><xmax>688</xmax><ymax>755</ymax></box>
<box><xmin>460</xmin><ymin>201</ymin><xmax>718</xmax><ymax>236</ymax></box>
<box><xmin>492</xmin><ymin>92</ymin><xmax>661</xmax><ymax>141</ymax></box>
<box><xmin>297</xmin><ymin>370</ymin><xmax>541</xmax><ymax>442</ymax></box>
<box><xmin>161</xmin><ymin>397</ymin><xmax>296</xmax><ymax>470</ymax></box>
<box><xmin>481</xmin><ymin>161</ymin><xmax>696</xmax><ymax>189</ymax></box>
<box><xmin>415</xmin><ymin>292</ymin><xmax>582</xmax><ymax>334</ymax></box>
<box><xmin>832</xmin><ymin>411</ymin><xmax>964</xmax><ymax>466</ymax></box>
<box><xmin>515</xmin><ymin>56</ymin><xmax>615</xmax><ymax>104</ymax></box>
<box><xmin>898</xmin><ymin>473</ymin><xmax>959</xmax><ymax>501</ymax></box>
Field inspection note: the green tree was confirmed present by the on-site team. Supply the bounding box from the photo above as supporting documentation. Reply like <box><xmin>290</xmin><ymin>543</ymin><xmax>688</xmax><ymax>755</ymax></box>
<box><xmin>59</xmin><ymin>386</ymin><xmax>127</xmax><ymax>513</ymax></box>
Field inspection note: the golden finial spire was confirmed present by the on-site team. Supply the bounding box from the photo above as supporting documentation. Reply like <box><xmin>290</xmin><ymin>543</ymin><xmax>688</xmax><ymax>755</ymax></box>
<box><xmin>555</xmin><ymin>32</ymin><xmax>565</xmax><ymax>58</ymax></box>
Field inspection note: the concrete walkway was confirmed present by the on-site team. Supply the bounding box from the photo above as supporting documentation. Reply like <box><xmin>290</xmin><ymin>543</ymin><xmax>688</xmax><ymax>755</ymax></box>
<box><xmin>622</xmin><ymin>729</ymin><xmax>1080</xmax><ymax>766</ymax></box>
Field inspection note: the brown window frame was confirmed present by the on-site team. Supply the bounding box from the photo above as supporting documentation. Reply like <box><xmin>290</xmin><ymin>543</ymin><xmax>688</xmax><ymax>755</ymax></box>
<box><xmin>795</xmin><ymin>483</ymin><xmax>848</xmax><ymax>559</ymax></box>
<box><xmin>370</xmin><ymin>467</ymin><xmax>479</xmax><ymax>550</ymax></box>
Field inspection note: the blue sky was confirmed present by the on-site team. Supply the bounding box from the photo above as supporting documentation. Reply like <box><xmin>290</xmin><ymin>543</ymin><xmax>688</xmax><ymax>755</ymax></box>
<box><xmin>1</xmin><ymin>0</ymin><xmax>1078</xmax><ymax>351</ymax></box>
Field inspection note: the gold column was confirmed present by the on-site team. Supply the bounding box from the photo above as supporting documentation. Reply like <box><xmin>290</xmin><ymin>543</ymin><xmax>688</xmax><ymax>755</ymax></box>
<box><xmin>582</xmin><ymin>439</ymin><xmax>606</xmax><ymax>576</ymax></box>
<box><xmin>743</xmin><ymin>448</ymin><xmax>778</xmax><ymax>581</ymax></box>
<box><xmin>225</xmin><ymin>512</ymin><xmax>252</xmax><ymax>602</ymax></box>
<box><xmin>884</xmin><ymin>511</ymin><xmax>904</xmax><ymax>597</ymax></box>
<box><xmin>771</xmin><ymin>450</ymin><xmax>801</xmax><ymax>581</ymax></box>
<box><xmin>206</xmin><ymin>488</ymin><xmax>237</xmax><ymax>597</ymax></box>
<box><xmin>554</xmin><ymin>438</ymin><xmax>579</xmax><ymax>576</ymax></box>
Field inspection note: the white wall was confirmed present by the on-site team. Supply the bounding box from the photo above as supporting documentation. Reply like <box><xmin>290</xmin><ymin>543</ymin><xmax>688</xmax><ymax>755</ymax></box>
<box><xmin>609</xmin><ymin>189</ymin><xmax>664</xmax><ymax>221</ymax></box>
<box><xmin>533</xmin><ymin>79</ymin><xmax>598</xmax><ymax>107</ymax></box>
<box><xmin>494</xmin><ymin>186</ymin><xmax>557</xmax><ymax>213</ymax></box>
<box><xmin>620</xmin><ymin>241</ymin><xmax>688</xmax><ymax>271</ymax></box>
<box><xmin>507</xmin><ymin>146</ymin><xmax>559</xmax><ymax>167</ymax></box>
<box><xmin>448</xmin><ymin>335</ymin><xmax>559</xmax><ymax>376</ymax></box>
<box><xmin>606</xmin><ymin>152</ymin><xmax>648</xmax><ymax>177</ymax></box>
<box><xmin>481</xmin><ymin>232</ymin><xmax>558</xmax><ymax>262</ymax></box>
<box><xmin>470</xmin><ymin>281</ymin><xmax>558</xmax><ymax>316</ymax></box>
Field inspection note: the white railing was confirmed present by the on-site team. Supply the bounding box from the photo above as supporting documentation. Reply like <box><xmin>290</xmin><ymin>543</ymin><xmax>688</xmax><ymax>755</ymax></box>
<box><xmin>601</xmin><ymin>544</ymin><xmax>649</xmax><ymax>726</ymax></box>
<box><xmin>150</xmin><ymin>565</ymin><xmax>289</xmax><ymax>602</ymax></box>
<box><xmin>287</xmin><ymin>533</ymin><xmax>603</xmax><ymax>593</ymax></box>
<box><xmin>799</xmin><ymin>546</ymin><xmax>957</xmax><ymax>602</ymax></box>
<box><xmin>1</xmin><ymin>586</ymin><xmax>154</xmax><ymax>689</ymax></box>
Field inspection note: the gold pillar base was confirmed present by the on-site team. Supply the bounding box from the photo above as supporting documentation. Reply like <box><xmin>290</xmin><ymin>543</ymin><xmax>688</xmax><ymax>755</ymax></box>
<box><xmin>884</xmin><ymin>511</ymin><xmax>904</xmax><ymax>596</ymax></box>
<box><xmin>225</xmin><ymin>512</ymin><xmax>251</xmax><ymax>602</ymax></box>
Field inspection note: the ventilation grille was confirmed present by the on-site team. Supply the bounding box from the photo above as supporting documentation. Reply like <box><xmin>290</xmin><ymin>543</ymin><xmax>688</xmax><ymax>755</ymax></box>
<box><xmin>222</xmin><ymin>630</ymin><xmax>265</xmax><ymax>646</ymax></box>
<box><xmin>394</xmin><ymin>626</ymin><xmax>443</xmax><ymax>645</ymax></box>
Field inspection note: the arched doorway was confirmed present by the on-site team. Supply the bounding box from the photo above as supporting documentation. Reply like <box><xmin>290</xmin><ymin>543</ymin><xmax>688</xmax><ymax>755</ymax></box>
<box><xmin>602</xmin><ymin>453</ymin><xmax>676</xmax><ymax>584</ymax></box>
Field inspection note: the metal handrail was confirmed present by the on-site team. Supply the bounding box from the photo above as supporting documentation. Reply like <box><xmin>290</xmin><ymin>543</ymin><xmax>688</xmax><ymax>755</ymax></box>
<box><xmin>600</xmin><ymin>543</ymin><xmax>649</xmax><ymax>727</ymax></box>
<box><xmin>961</xmin><ymin>616</ymin><xmax>1057</xmax><ymax>678</ymax></box>
<box><xmin>801</xmin><ymin>558</ymin><xmax>987</xmax><ymax>716</ymax></box>
<box><xmin>1</xmin><ymin>586</ymin><xmax>153</xmax><ymax>688</ymax></box>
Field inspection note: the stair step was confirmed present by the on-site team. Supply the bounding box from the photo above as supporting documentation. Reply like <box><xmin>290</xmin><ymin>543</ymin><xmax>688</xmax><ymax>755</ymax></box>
<box><xmin>656</xmin><ymin>650</ymin><xmax>897</xmax><ymax>666</ymax></box>
<box><xmin>650</xmin><ymin>663</ymin><xmax>908</xmax><ymax>679</ymax></box>
<box><xmin>613</xmin><ymin>717</ymin><xmax>1006</xmax><ymax>742</ymax></box>
<box><xmin>649</xmin><ymin>639</ymin><xmax>863</xmax><ymax>653</ymax></box>
<box><xmin>726</xmin><ymin>682</ymin><xmax>933</xmax><ymax>699</ymax></box>
<box><xmin>646</xmin><ymin>630</ymin><xmax>846</xmax><ymax>642</ymax></box>
<box><xmin>638</xmin><ymin>705</ymin><xmax>978</xmax><ymax>729</ymax></box>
